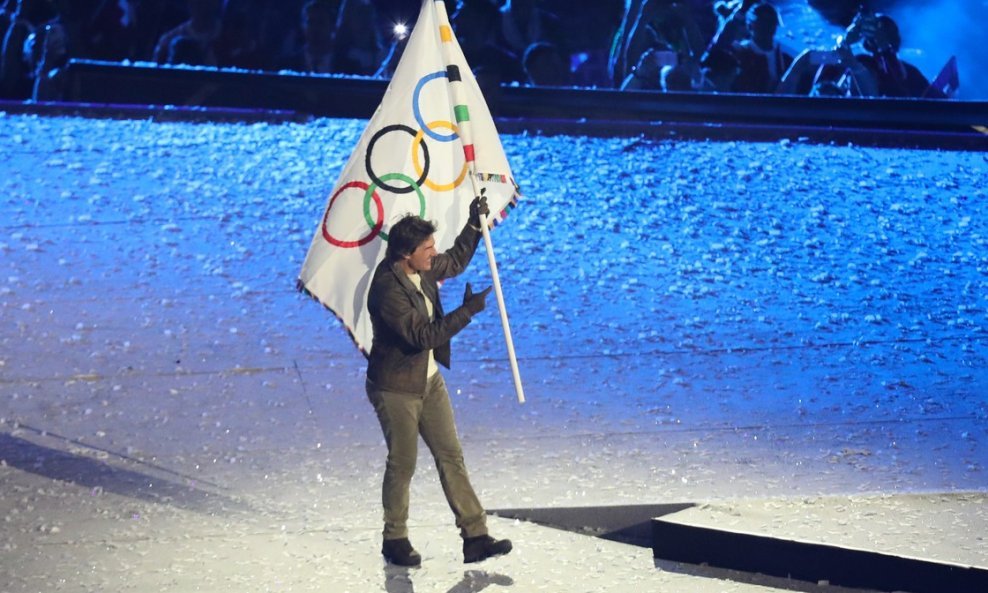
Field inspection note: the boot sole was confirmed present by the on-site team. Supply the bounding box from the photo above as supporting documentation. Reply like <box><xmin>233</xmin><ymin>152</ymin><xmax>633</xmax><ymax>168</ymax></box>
<box><xmin>383</xmin><ymin>555</ymin><xmax>422</xmax><ymax>568</ymax></box>
<box><xmin>464</xmin><ymin>545</ymin><xmax>512</xmax><ymax>564</ymax></box>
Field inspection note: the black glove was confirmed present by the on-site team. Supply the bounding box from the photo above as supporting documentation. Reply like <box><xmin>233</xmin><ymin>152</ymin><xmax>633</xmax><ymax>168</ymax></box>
<box><xmin>462</xmin><ymin>282</ymin><xmax>493</xmax><ymax>315</ymax></box>
<box><xmin>468</xmin><ymin>192</ymin><xmax>490</xmax><ymax>229</ymax></box>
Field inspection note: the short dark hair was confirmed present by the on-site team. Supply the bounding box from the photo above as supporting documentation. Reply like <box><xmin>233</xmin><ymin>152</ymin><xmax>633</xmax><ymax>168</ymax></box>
<box><xmin>749</xmin><ymin>2</ymin><xmax>780</xmax><ymax>25</ymax></box>
<box><xmin>386</xmin><ymin>215</ymin><xmax>436</xmax><ymax>262</ymax></box>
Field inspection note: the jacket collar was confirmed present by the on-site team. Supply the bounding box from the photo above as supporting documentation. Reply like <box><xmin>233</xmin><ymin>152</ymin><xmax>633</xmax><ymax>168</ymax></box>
<box><xmin>387</xmin><ymin>259</ymin><xmax>438</xmax><ymax>310</ymax></box>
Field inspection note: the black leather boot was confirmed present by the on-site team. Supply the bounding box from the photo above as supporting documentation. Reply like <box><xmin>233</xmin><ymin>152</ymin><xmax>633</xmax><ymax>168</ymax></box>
<box><xmin>382</xmin><ymin>538</ymin><xmax>422</xmax><ymax>567</ymax></box>
<box><xmin>463</xmin><ymin>535</ymin><xmax>512</xmax><ymax>563</ymax></box>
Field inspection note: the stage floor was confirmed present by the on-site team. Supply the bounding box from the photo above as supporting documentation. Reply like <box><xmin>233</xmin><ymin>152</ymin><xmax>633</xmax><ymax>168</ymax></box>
<box><xmin>1</xmin><ymin>110</ymin><xmax>985</xmax><ymax>592</ymax></box>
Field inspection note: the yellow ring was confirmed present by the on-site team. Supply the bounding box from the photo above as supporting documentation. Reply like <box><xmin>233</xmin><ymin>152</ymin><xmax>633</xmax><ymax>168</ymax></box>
<box><xmin>412</xmin><ymin>121</ymin><xmax>469</xmax><ymax>192</ymax></box>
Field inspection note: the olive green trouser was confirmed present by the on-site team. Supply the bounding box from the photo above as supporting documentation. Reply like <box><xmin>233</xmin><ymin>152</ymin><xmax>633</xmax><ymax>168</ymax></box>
<box><xmin>366</xmin><ymin>372</ymin><xmax>488</xmax><ymax>540</ymax></box>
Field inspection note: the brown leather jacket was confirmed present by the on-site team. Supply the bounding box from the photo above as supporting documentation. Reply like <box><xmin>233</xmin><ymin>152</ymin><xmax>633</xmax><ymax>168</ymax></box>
<box><xmin>366</xmin><ymin>222</ymin><xmax>483</xmax><ymax>394</ymax></box>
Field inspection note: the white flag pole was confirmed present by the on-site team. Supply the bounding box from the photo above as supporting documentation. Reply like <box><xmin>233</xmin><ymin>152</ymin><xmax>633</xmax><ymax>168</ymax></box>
<box><xmin>432</xmin><ymin>0</ymin><xmax>525</xmax><ymax>403</ymax></box>
<box><xmin>474</xmin><ymin>189</ymin><xmax>526</xmax><ymax>404</ymax></box>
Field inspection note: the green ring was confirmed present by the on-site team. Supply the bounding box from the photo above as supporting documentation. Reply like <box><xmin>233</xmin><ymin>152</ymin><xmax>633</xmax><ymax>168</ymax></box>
<box><xmin>364</xmin><ymin>172</ymin><xmax>426</xmax><ymax>241</ymax></box>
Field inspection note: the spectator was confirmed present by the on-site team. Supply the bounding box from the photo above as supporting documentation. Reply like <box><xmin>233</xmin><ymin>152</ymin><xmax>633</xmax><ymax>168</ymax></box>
<box><xmin>705</xmin><ymin>1</ymin><xmax>753</xmax><ymax>60</ymax></box>
<box><xmin>27</xmin><ymin>0</ymin><xmax>85</xmax><ymax>100</ymax></box>
<box><xmin>845</xmin><ymin>13</ymin><xmax>941</xmax><ymax>98</ymax></box>
<box><xmin>698</xmin><ymin>45</ymin><xmax>741</xmax><ymax>92</ymax></box>
<box><xmin>522</xmin><ymin>41</ymin><xmax>570</xmax><ymax>87</ymax></box>
<box><xmin>617</xmin><ymin>0</ymin><xmax>706</xmax><ymax>90</ymax></box>
<box><xmin>707</xmin><ymin>1</ymin><xmax>792</xmax><ymax>94</ymax></box>
<box><xmin>619</xmin><ymin>46</ymin><xmax>670</xmax><ymax>90</ymax></box>
<box><xmin>153</xmin><ymin>0</ymin><xmax>223</xmax><ymax>66</ymax></box>
<box><xmin>776</xmin><ymin>12</ymin><xmax>935</xmax><ymax>98</ymax></box>
<box><xmin>1</xmin><ymin>0</ymin><xmax>55</xmax><ymax>99</ymax></box>
<box><xmin>776</xmin><ymin>45</ymin><xmax>876</xmax><ymax>97</ymax></box>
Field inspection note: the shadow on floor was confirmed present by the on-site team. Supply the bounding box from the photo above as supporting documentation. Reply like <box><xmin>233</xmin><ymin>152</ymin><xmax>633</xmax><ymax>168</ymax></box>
<box><xmin>489</xmin><ymin>503</ymin><xmax>694</xmax><ymax>547</ymax></box>
<box><xmin>654</xmin><ymin>558</ymin><xmax>871</xmax><ymax>593</ymax></box>
<box><xmin>384</xmin><ymin>565</ymin><xmax>513</xmax><ymax>593</ymax></box>
<box><xmin>0</xmin><ymin>432</ymin><xmax>250</xmax><ymax>515</ymax></box>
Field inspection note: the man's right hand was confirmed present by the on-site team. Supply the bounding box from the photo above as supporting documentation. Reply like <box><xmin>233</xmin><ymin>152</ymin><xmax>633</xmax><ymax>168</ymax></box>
<box><xmin>463</xmin><ymin>283</ymin><xmax>493</xmax><ymax>314</ymax></box>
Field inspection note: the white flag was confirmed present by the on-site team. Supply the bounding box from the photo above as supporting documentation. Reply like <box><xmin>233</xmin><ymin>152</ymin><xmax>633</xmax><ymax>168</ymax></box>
<box><xmin>298</xmin><ymin>0</ymin><xmax>520</xmax><ymax>355</ymax></box>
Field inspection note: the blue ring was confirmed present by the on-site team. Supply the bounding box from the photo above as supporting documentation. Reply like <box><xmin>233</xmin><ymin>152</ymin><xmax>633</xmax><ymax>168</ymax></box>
<box><xmin>413</xmin><ymin>72</ymin><xmax>459</xmax><ymax>143</ymax></box>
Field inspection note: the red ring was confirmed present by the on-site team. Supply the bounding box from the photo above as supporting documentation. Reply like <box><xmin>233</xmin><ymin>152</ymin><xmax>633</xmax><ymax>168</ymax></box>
<box><xmin>322</xmin><ymin>181</ymin><xmax>383</xmax><ymax>248</ymax></box>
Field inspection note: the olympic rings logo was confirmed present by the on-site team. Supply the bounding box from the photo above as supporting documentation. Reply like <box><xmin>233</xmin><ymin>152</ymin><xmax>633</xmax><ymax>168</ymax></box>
<box><xmin>322</xmin><ymin>70</ymin><xmax>470</xmax><ymax>249</ymax></box>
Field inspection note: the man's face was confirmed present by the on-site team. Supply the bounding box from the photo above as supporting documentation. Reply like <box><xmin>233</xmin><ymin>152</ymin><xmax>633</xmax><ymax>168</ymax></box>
<box><xmin>405</xmin><ymin>236</ymin><xmax>437</xmax><ymax>273</ymax></box>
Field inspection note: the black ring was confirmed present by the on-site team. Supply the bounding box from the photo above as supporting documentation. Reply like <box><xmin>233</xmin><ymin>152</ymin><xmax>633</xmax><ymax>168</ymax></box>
<box><xmin>365</xmin><ymin>124</ymin><xmax>429</xmax><ymax>194</ymax></box>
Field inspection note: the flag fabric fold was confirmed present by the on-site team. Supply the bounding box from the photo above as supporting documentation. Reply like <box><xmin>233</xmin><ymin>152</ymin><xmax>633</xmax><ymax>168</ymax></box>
<box><xmin>298</xmin><ymin>0</ymin><xmax>520</xmax><ymax>355</ymax></box>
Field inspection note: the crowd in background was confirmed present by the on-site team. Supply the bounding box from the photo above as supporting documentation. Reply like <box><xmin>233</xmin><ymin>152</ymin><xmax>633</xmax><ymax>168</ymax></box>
<box><xmin>0</xmin><ymin>0</ymin><xmax>951</xmax><ymax>102</ymax></box>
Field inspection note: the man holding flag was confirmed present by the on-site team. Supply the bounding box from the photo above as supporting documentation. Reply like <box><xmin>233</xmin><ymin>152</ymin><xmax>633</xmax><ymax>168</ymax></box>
<box><xmin>366</xmin><ymin>198</ymin><xmax>512</xmax><ymax>567</ymax></box>
<box><xmin>298</xmin><ymin>0</ymin><xmax>522</xmax><ymax>567</ymax></box>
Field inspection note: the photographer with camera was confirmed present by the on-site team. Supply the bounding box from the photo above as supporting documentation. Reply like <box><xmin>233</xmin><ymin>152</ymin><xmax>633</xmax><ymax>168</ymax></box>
<box><xmin>776</xmin><ymin>10</ymin><xmax>877</xmax><ymax>97</ymax></box>
<box><xmin>845</xmin><ymin>12</ymin><xmax>942</xmax><ymax>98</ymax></box>
<box><xmin>704</xmin><ymin>0</ymin><xmax>793</xmax><ymax>94</ymax></box>
<box><xmin>778</xmin><ymin>11</ymin><xmax>941</xmax><ymax>98</ymax></box>
<box><xmin>615</xmin><ymin>0</ymin><xmax>707</xmax><ymax>91</ymax></box>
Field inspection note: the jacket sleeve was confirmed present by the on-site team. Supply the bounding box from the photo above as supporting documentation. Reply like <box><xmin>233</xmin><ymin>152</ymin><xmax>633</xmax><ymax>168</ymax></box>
<box><xmin>373</xmin><ymin>274</ymin><xmax>474</xmax><ymax>351</ymax></box>
<box><xmin>430</xmin><ymin>221</ymin><xmax>482</xmax><ymax>282</ymax></box>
